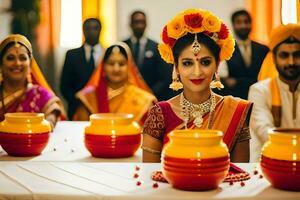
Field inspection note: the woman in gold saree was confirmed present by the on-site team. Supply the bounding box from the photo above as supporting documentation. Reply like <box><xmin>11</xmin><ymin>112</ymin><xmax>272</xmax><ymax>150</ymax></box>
<box><xmin>142</xmin><ymin>9</ymin><xmax>253</xmax><ymax>163</ymax></box>
<box><xmin>0</xmin><ymin>34</ymin><xmax>65</xmax><ymax>128</ymax></box>
<box><xmin>73</xmin><ymin>42</ymin><xmax>157</xmax><ymax>124</ymax></box>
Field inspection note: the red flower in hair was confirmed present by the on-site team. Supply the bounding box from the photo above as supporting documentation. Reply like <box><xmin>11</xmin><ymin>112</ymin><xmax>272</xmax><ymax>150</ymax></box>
<box><xmin>184</xmin><ymin>13</ymin><xmax>203</xmax><ymax>28</ymax></box>
<box><xmin>162</xmin><ymin>26</ymin><xmax>176</xmax><ymax>48</ymax></box>
<box><xmin>218</xmin><ymin>23</ymin><xmax>229</xmax><ymax>40</ymax></box>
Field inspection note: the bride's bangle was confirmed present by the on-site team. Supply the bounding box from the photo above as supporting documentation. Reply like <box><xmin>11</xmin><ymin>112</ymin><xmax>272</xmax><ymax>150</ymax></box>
<box><xmin>141</xmin><ymin>146</ymin><xmax>161</xmax><ymax>155</ymax></box>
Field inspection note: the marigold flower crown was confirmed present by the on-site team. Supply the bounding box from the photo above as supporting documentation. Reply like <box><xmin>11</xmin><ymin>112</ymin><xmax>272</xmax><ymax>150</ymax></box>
<box><xmin>158</xmin><ymin>8</ymin><xmax>235</xmax><ymax>64</ymax></box>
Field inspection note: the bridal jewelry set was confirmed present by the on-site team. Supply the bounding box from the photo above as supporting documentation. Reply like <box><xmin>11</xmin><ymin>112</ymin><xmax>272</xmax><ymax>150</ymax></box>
<box><xmin>179</xmin><ymin>92</ymin><xmax>216</xmax><ymax>129</ymax></box>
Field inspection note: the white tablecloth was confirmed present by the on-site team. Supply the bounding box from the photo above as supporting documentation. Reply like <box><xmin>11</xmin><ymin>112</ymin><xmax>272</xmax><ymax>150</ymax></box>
<box><xmin>0</xmin><ymin>121</ymin><xmax>142</xmax><ymax>162</ymax></box>
<box><xmin>0</xmin><ymin>162</ymin><xmax>298</xmax><ymax>200</ymax></box>
<box><xmin>1</xmin><ymin>122</ymin><xmax>299</xmax><ymax>199</ymax></box>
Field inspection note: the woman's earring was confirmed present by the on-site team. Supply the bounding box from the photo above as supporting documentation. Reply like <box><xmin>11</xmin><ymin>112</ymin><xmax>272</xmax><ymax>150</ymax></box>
<box><xmin>210</xmin><ymin>71</ymin><xmax>224</xmax><ymax>90</ymax></box>
<box><xmin>169</xmin><ymin>65</ymin><xmax>183</xmax><ymax>91</ymax></box>
<box><xmin>27</xmin><ymin>72</ymin><xmax>33</xmax><ymax>89</ymax></box>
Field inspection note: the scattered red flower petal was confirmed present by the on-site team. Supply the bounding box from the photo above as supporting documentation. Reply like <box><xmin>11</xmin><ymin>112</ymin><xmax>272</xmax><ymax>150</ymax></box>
<box><xmin>259</xmin><ymin>175</ymin><xmax>263</xmax><ymax>179</ymax></box>
<box><xmin>153</xmin><ymin>182</ymin><xmax>159</xmax><ymax>188</ymax></box>
<box><xmin>136</xmin><ymin>181</ymin><xmax>141</xmax><ymax>186</ymax></box>
<box><xmin>253</xmin><ymin>170</ymin><xmax>258</xmax><ymax>175</ymax></box>
<box><xmin>240</xmin><ymin>181</ymin><xmax>245</xmax><ymax>187</ymax></box>
<box><xmin>133</xmin><ymin>173</ymin><xmax>139</xmax><ymax>178</ymax></box>
<box><xmin>135</xmin><ymin>166</ymin><xmax>140</xmax><ymax>171</ymax></box>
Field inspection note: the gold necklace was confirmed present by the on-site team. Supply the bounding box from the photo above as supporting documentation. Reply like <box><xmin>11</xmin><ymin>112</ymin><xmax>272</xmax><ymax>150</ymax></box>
<box><xmin>179</xmin><ymin>92</ymin><xmax>216</xmax><ymax>128</ymax></box>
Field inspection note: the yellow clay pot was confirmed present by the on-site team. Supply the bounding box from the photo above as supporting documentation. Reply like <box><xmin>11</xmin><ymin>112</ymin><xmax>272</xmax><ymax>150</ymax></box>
<box><xmin>162</xmin><ymin>129</ymin><xmax>229</xmax><ymax>159</ymax></box>
<box><xmin>85</xmin><ymin>113</ymin><xmax>141</xmax><ymax>135</ymax></box>
<box><xmin>262</xmin><ymin>128</ymin><xmax>300</xmax><ymax>161</ymax></box>
<box><xmin>84</xmin><ymin>113</ymin><xmax>141</xmax><ymax>158</ymax></box>
<box><xmin>0</xmin><ymin>112</ymin><xmax>51</xmax><ymax>134</ymax></box>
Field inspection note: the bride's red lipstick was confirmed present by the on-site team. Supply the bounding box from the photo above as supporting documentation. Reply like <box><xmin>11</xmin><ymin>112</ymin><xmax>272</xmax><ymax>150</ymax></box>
<box><xmin>190</xmin><ymin>79</ymin><xmax>204</xmax><ymax>85</ymax></box>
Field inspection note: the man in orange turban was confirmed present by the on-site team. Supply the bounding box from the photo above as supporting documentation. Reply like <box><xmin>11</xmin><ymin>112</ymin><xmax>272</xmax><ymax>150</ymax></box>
<box><xmin>249</xmin><ymin>23</ymin><xmax>300</xmax><ymax>162</ymax></box>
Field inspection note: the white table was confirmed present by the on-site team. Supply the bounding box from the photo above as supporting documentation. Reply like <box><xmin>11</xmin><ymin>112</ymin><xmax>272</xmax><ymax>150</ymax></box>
<box><xmin>0</xmin><ymin>121</ymin><xmax>142</xmax><ymax>162</ymax></box>
<box><xmin>1</xmin><ymin>122</ymin><xmax>299</xmax><ymax>199</ymax></box>
<box><xmin>0</xmin><ymin>162</ymin><xmax>299</xmax><ymax>200</ymax></box>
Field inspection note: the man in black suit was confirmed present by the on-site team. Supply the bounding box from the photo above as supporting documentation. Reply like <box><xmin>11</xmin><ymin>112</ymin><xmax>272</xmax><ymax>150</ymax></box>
<box><xmin>124</xmin><ymin>10</ymin><xmax>175</xmax><ymax>101</ymax></box>
<box><xmin>217</xmin><ymin>10</ymin><xmax>269</xmax><ymax>100</ymax></box>
<box><xmin>60</xmin><ymin>18</ymin><xmax>102</xmax><ymax>119</ymax></box>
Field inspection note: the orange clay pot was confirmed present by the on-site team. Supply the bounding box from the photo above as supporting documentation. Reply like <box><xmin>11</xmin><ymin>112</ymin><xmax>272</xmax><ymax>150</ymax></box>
<box><xmin>162</xmin><ymin>129</ymin><xmax>229</xmax><ymax>191</ymax></box>
<box><xmin>260</xmin><ymin>128</ymin><xmax>300</xmax><ymax>191</ymax></box>
<box><xmin>84</xmin><ymin>113</ymin><xmax>141</xmax><ymax>158</ymax></box>
<box><xmin>0</xmin><ymin>113</ymin><xmax>51</xmax><ymax>156</ymax></box>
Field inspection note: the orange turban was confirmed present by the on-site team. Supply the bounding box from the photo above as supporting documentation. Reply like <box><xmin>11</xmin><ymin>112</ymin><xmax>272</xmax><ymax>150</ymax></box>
<box><xmin>258</xmin><ymin>23</ymin><xmax>300</xmax><ymax>81</ymax></box>
<box><xmin>269</xmin><ymin>23</ymin><xmax>300</xmax><ymax>50</ymax></box>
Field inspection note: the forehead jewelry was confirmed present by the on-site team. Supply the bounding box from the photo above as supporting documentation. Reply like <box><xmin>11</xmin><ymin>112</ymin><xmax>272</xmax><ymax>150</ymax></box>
<box><xmin>191</xmin><ymin>34</ymin><xmax>201</xmax><ymax>55</ymax></box>
<box><xmin>112</xmin><ymin>46</ymin><xmax>120</xmax><ymax>54</ymax></box>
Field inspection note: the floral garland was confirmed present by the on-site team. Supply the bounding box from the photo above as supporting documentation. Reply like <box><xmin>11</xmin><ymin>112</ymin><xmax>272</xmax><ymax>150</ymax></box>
<box><xmin>158</xmin><ymin>8</ymin><xmax>235</xmax><ymax>64</ymax></box>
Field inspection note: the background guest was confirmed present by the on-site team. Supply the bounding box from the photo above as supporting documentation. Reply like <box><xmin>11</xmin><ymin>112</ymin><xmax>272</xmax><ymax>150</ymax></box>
<box><xmin>0</xmin><ymin>34</ymin><xmax>65</xmax><ymax>128</ymax></box>
<box><xmin>124</xmin><ymin>10</ymin><xmax>176</xmax><ymax>101</ymax></box>
<box><xmin>249</xmin><ymin>23</ymin><xmax>300</xmax><ymax>162</ymax></box>
<box><xmin>216</xmin><ymin>10</ymin><xmax>269</xmax><ymax>100</ymax></box>
<box><xmin>60</xmin><ymin>18</ymin><xmax>103</xmax><ymax>119</ymax></box>
<box><xmin>73</xmin><ymin>42</ymin><xmax>157</xmax><ymax>125</ymax></box>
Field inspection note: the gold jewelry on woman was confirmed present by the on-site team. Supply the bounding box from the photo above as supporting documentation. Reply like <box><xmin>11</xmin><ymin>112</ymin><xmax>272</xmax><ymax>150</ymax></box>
<box><xmin>180</xmin><ymin>92</ymin><xmax>216</xmax><ymax>128</ymax></box>
<box><xmin>210</xmin><ymin>72</ymin><xmax>224</xmax><ymax>90</ymax></box>
<box><xmin>191</xmin><ymin>34</ymin><xmax>201</xmax><ymax>54</ymax></box>
<box><xmin>27</xmin><ymin>73</ymin><xmax>33</xmax><ymax>89</ymax></box>
<box><xmin>169</xmin><ymin>65</ymin><xmax>183</xmax><ymax>91</ymax></box>
<box><xmin>141</xmin><ymin>146</ymin><xmax>162</xmax><ymax>155</ymax></box>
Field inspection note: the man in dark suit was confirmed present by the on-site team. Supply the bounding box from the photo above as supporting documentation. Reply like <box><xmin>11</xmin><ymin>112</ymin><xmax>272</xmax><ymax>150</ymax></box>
<box><xmin>124</xmin><ymin>10</ymin><xmax>175</xmax><ymax>101</ymax></box>
<box><xmin>60</xmin><ymin>18</ymin><xmax>102</xmax><ymax>119</ymax></box>
<box><xmin>217</xmin><ymin>10</ymin><xmax>269</xmax><ymax>100</ymax></box>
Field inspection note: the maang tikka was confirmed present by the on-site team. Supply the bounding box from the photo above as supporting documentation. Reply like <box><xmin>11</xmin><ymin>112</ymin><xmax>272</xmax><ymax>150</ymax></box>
<box><xmin>191</xmin><ymin>34</ymin><xmax>201</xmax><ymax>54</ymax></box>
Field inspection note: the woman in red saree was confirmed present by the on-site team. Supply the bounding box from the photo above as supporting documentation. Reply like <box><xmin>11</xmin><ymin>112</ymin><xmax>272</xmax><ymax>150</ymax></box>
<box><xmin>73</xmin><ymin>42</ymin><xmax>156</xmax><ymax>124</ymax></box>
<box><xmin>142</xmin><ymin>9</ymin><xmax>252</xmax><ymax>163</ymax></box>
<box><xmin>0</xmin><ymin>34</ymin><xmax>65</xmax><ymax>128</ymax></box>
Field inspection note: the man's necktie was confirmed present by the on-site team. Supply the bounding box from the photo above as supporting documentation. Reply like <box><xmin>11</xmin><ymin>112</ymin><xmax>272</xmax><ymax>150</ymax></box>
<box><xmin>89</xmin><ymin>48</ymin><xmax>95</xmax><ymax>68</ymax></box>
<box><xmin>242</xmin><ymin>42</ymin><xmax>251</xmax><ymax>67</ymax></box>
<box><xmin>133</xmin><ymin>40</ymin><xmax>140</xmax><ymax>66</ymax></box>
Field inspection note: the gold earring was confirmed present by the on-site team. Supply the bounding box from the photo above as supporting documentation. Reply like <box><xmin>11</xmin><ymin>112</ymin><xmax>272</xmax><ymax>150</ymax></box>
<box><xmin>169</xmin><ymin>65</ymin><xmax>183</xmax><ymax>91</ymax></box>
<box><xmin>27</xmin><ymin>72</ymin><xmax>33</xmax><ymax>89</ymax></box>
<box><xmin>210</xmin><ymin>71</ymin><xmax>224</xmax><ymax>90</ymax></box>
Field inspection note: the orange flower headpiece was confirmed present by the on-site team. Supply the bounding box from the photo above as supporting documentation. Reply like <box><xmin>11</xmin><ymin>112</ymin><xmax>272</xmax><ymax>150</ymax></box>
<box><xmin>158</xmin><ymin>8</ymin><xmax>235</xmax><ymax>64</ymax></box>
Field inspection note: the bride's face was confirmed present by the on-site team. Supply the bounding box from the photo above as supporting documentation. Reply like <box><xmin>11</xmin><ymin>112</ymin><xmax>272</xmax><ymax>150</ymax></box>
<box><xmin>177</xmin><ymin>43</ymin><xmax>217</xmax><ymax>94</ymax></box>
<box><xmin>104</xmin><ymin>51</ymin><xmax>128</xmax><ymax>85</ymax></box>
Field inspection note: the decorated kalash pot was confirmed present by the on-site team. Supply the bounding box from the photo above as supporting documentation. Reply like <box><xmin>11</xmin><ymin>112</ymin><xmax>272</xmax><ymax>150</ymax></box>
<box><xmin>162</xmin><ymin>129</ymin><xmax>230</xmax><ymax>191</ymax></box>
<box><xmin>84</xmin><ymin>113</ymin><xmax>141</xmax><ymax>158</ymax></box>
<box><xmin>0</xmin><ymin>113</ymin><xmax>51</xmax><ymax>156</ymax></box>
<box><xmin>260</xmin><ymin>128</ymin><xmax>300</xmax><ymax>191</ymax></box>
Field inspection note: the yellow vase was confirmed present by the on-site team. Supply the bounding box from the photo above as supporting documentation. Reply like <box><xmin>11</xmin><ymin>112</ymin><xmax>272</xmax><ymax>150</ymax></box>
<box><xmin>162</xmin><ymin>129</ymin><xmax>229</xmax><ymax>191</ymax></box>
<box><xmin>260</xmin><ymin>128</ymin><xmax>300</xmax><ymax>191</ymax></box>
<box><xmin>84</xmin><ymin>113</ymin><xmax>141</xmax><ymax>158</ymax></box>
<box><xmin>0</xmin><ymin>113</ymin><xmax>51</xmax><ymax>156</ymax></box>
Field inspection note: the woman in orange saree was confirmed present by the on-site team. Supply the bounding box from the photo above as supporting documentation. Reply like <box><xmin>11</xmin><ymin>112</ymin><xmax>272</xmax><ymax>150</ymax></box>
<box><xmin>73</xmin><ymin>42</ymin><xmax>157</xmax><ymax>124</ymax></box>
<box><xmin>142</xmin><ymin>9</ymin><xmax>252</xmax><ymax>163</ymax></box>
<box><xmin>0</xmin><ymin>34</ymin><xmax>65</xmax><ymax>128</ymax></box>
